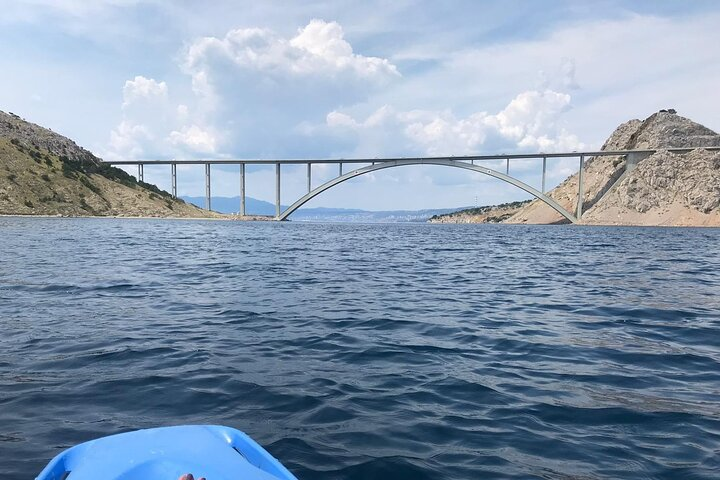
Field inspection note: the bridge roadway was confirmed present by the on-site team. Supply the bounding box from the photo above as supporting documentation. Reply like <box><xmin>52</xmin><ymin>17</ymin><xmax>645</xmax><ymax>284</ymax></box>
<box><xmin>104</xmin><ymin>147</ymin><xmax>720</xmax><ymax>223</ymax></box>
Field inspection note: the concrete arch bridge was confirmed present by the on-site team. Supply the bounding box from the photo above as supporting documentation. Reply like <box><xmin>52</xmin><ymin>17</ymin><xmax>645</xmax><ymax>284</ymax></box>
<box><xmin>105</xmin><ymin>149</ymin><xmax>704</xmax><ymax>223</ymax></box>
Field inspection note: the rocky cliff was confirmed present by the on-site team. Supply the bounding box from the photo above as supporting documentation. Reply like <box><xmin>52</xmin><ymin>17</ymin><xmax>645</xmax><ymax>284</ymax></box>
<box><xmin>0</xmin><ymin>111</ymin><xmax>216</xmax><ymax>218</ymax></box>
<box><xmin>581</xmin><ymin>148</ymin><xmax>720</xmax><ymax>226</ymax></box>
<box><xmin>441</xmin><ymin>111</ymin><xmax>720</xmax><ymax>226</ymax></box>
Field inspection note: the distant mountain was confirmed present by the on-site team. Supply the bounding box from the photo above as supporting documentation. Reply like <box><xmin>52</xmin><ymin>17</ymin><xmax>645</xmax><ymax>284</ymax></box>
<box><xmin>291</xmin><ymin>206</ymin><xmax>471</xmax><ymax>223</ymax></box>
<box><xmin>181</xmin><ymin>195</ymin><xmax>469</xmax><ymax>222</ymax></box>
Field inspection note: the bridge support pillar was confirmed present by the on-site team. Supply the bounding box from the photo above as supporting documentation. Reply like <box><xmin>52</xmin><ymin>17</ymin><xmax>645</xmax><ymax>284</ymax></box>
<box><xmin>576</xmin><ymin>155</ymin><xmax>585</xmax><ymax>219</ymax></box>
<box><xmin>541</xmin><ymin>156</ymin><xmax>547</xmax><ymax>193</ymax></box>
<box><xmin>138</xmin><ymin>164</ymin><xmax>144</xmax><ymax>183</ymax></box>
<box><xmin>339</xmin><ymin>163</ymin><xmax>343</xmax><ymax>176</ymax></box>
<box><xmin>307</xmin><ymin>163</ymin><xmax>311</xmax><ymax>193</ymax></box>
<box><xmin>626</xmin><ymin>151</ymin><xmax>651</xmax><ymax>173</ymax></box>
<box><xmin>506</xmin><ymin>158</ymin><xmax>510</xmax><ymax>175</ymax></box>
<box><xmin>205</xmin><ymin>164</ymin><xmax>211</xmax><ymax>211</ymax></box>
<box><xmin>275</xmin><ymin>163</ymin><xmax>281</xmax><ymax>218</ymax></box>
<box><xmin>240</xmin><ymin>163</ymin><xmax>246</xmax><ymax>216</ymax></box>
<box><xmin>171</xmin><ymin>163</ymin><xmax>177</xmax><ymax>198</ymax></box>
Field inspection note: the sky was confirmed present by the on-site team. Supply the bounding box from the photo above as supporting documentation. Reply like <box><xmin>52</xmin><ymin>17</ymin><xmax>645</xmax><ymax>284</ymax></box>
<box><xmin>1</xmin><ymin>0</ymin><xmax>719</xmax><ymax>211</ymax></box>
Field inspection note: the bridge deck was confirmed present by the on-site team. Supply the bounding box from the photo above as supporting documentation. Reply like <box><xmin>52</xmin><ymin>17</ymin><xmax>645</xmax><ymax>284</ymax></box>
<box><xmin>103</xmin><ymin>147</ymin><xmax>720</xmax><ymax>165</ymax></box>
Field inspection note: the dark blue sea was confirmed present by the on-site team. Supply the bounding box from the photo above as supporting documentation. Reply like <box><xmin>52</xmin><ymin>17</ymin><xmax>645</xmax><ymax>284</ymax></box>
<box><xmin>1</xmin><ymin>218</ymin><xmax>719</xmax><ymax>480</ymax></box>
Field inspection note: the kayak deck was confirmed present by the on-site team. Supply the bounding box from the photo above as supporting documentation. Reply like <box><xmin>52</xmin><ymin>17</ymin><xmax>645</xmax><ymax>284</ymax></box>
<box><xmin>36</xmin><ymin>425</ymin><xmax>298</xmax><ymax>480</ymax></box>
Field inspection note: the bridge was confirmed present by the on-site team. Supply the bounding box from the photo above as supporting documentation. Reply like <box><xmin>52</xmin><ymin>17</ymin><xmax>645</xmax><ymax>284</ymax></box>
<box><xmin>104</xmin><ymin>147</ymin><xmax>717</xmax><ymax>223</ymax></box>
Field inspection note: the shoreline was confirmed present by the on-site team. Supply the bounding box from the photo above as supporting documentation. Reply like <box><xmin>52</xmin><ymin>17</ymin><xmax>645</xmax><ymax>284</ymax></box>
<box><xmin>2</xmin><ymin>213</ymin><xmax>720</xmax><ymax>227</ymax></box>
<box><xmin>0</xmin><ymin>213</ymin><xmax>276</xmax><ymax>221</ymax></box>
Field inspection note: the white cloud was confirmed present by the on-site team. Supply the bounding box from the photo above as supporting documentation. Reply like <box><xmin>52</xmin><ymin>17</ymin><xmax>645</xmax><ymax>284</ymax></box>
<box><xmin>382</xmin><ymin>12</ymin><xmax>720</xmax><ymax>148</ymax></box>
<box><xmin>108</xmin><ymin>120</ymin><xmax>152</xmax><ymax>158</ymax></box>
<box><xmin>122</xmin><ymin>76</ymin><xmax>168</xmax><ymax>108</ymax></box>
<box><xmin>154</xmin><ymin>19</ymin><xmax>402</xmax><ymax>158</ymax></box>
<box><xmin>103</xmin><ymin>18</ymin><xmax>397</xmax><ymax>162</ymax></box>
<box><xmin>169</xmin><ymin>125</ymin><xmax>217</xmax><ymax>154</ymax></box>
<box><xmin>108</xmin><ymin>74</ymin><xmax>218</xmax><ymax>160</ymax></box>
<box><xmin>184</xmin><ymin>19</ymin><xmax>399</xmax><ymax>86</ymax></box>
<box><xmin>324</xmin><ymin>89</ymin><xmax>584</xmax><ymax>157</ymax></box>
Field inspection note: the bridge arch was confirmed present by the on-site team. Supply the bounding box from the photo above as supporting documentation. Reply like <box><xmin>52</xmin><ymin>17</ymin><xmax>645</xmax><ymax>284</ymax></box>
<box><xmin>278</xmin><ymin>159</ymin><xmax>577</xmax><ymax>223</ymax></box>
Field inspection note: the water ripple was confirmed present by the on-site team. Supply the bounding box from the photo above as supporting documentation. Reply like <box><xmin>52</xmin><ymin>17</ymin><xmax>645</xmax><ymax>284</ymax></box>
<box><xmin>1</xmin><ymin>218</ymin><xmax>719</xmax><ymax>479</ymax></box>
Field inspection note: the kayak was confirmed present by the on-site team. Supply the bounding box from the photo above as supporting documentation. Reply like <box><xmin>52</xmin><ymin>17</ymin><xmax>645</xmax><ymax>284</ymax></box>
<box><xmin>35</xmin><ymin>425</ymin><xmax>298</xmax><ymax>480</ymax></box>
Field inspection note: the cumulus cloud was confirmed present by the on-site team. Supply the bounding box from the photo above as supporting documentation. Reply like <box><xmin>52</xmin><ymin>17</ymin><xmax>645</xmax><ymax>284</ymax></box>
<box><xmin>122</xmin><ymin>76</ymin><xmax>168</xmax><ymax>108</ymax></box>
<box><xmin>324</xmin><ymin>90</ymin><xmax>584</xmax><ymax>156</ymax></box>
<box><xmin>169</xmin><ymin>125</ymin><xmax>217</xmax><ymax>154</ymax></box>
<box><xmin>108</xmin><ymin>120</ymin><xmax>152</xmax><ymax>158</ymax></box>
<box><xmin>173</xmin><ymin>19</ymin><xmax>400</xmax><ymax>156</ymax></box>
<box><xmin>184</xmin><ymin>19</ymin><xmax>399</xmax><ymax>88</ymax></box>
<box><xmin>104</xmin><ymin>17</ymin><xmax>402</xmax><ymax>162</ymax></box>
<box><xmin>107</xmin><ymin>75</ymin><xmax>219</xmax><ymax>161</ymax></box>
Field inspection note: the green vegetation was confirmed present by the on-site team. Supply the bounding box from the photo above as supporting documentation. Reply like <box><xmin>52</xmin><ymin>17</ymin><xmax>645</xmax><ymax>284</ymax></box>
<box><xmin>137</xmin><ymin>178</ymin><xmax>172</xmax><ymax>198</ymax></box>
<box><xmin>41</xmin><ymin>174</ymin><xmax>50</xmax><ymax>182</ymax></box>
<box><xmin>429</xmin><ymin>199</ymin><xmax>532</xmax><ymax>221</ymax></box>
<box><xmin>10</xmin><ymin>138</ymin><xmax>53</xmax><ymax>166</ymax></box>
<box><xmin>78</xmin><ymin>175</ymin><xmax>101</xmax><ymax>195</ymax></box>
<box><xmin>61</xmin><ymin>162</ymin><xmax>77</xmax><ymax>179</ymax></box>
<box><xmin>24</xmin><ymin>200</ymin><xmax>34</xmax><ymax>208</ymax></box>
<box><xmin>79</xmin><ymin>198</ymin><xmax>93</xmax><ymax>212</ymax></box>
<box><xmin>485</xmin><ymin>213</ymin><xmax>516</xmax><ymax>223</ymax></box>
<box><xmin>55</xmin><ymin>149</ymin><xmax>170</xmax><ymax>199</ymax></box>
<box><xmin>8</xmin><ymin>136</ymin><xmax>175</xmax><ymax>199</ymax></box>
<box><xmin>39</xmin><ymin>192</ymin><xmax>65</xmax><ymax>203</ymax></box>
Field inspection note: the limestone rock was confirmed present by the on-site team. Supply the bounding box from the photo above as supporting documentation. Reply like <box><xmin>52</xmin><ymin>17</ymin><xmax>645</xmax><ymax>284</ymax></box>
<box><xmin>0</xmin><ymin>111</ymin><xmax>100</xmax><ymax>167</ymax></box>
<box><xmin>584</xmin><ymin>149</ymin><xmax>720</xmax><ymax>224</ymax></box>
<box><xmin>507</xmin><ymin>111</ymin><xmax>720</xmax><ymax>225</ymax></box>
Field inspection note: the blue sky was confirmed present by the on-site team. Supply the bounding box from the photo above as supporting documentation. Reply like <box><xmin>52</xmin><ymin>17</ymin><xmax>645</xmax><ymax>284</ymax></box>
<box><xmin>1</xmin><ymin>1</ymin><xmax>719</xmax><ymax>210</ymax></box>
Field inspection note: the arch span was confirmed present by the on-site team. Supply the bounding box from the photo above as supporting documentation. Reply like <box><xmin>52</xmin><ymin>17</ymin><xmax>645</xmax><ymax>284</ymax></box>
<box><xmin>278</xmin><ymin>159</ymin><xmax>577</xmax><ymax>223</ymax></box>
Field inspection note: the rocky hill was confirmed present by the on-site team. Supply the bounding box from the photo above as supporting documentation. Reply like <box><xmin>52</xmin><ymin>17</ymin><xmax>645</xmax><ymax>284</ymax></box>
<box><xmin>436</xmin><ymin>111</ymin><xmax>720</xmax><ymax>226</ymax></box>
<box><xmin>581</xmin><ymin>148</ymin><xmax>720</xmax><ymax>226</ymax></box>
<box><xmin>429</xmin><ymin>200</ymin><xmax>531</xmax><ymax>224</ymax></box>
<box><xmin>0</xmin><ymin>111</ymin><xmax>216</xmax><ymax>218</ymax></box>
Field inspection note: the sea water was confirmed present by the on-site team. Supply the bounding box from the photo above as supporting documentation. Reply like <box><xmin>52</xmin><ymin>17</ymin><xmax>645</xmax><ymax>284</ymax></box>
<box><xmin>1</xmin><ymin>218</ymin><xmax>719</xmax><ymax>479</ymax></box>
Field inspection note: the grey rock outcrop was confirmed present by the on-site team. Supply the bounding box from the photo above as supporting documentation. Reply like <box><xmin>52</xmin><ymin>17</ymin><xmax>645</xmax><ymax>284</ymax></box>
<box><xmin>621</xmin><ymin>149</ymin><xmax>720</xmax><ymax>213</ymax></box>
<box><xmin>507</xmin><ymin>111</ymin><xmax>720</xmax><ymax>225</ymax></box>
<box><xmin>0</xmin><ymin>111</ymin><xmax>100</xmax><ymax>167</ymax></box>
<box><xmin>624</xmin><ymin>112</ymin><xmax>720</xmax><ymax>150</ymax></box>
